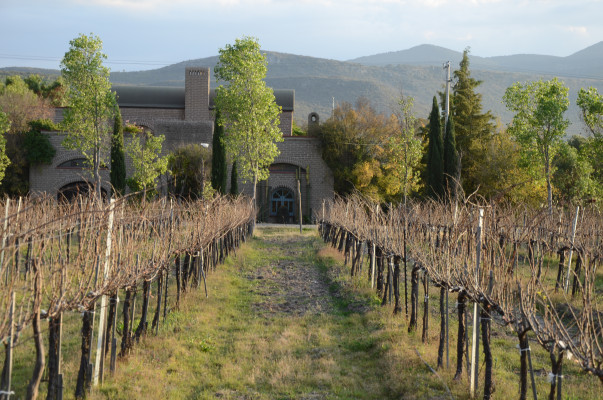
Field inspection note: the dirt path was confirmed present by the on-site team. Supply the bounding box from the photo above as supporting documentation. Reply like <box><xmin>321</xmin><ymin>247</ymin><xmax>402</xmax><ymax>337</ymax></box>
<box><xmin>246</xmin><ymin>230</ymin><xmax>334</xmax><ymax>318</ymax></box>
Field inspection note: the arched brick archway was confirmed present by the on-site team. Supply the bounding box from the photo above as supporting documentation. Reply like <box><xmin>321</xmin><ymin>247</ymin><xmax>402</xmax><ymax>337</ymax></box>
<box><xmin>57</xmin><ymin>181</ymin><xmax>108</xmax><ymax>201</ymax></box>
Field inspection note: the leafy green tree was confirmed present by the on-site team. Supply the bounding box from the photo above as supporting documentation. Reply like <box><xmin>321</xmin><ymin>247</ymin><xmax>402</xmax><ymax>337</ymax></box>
<box><xmin>230</xmin><ymin>161</ymin><xmax>238</xmax><ymax>196</ymax></box>
<box><xmin>503</xmin><ymin>78</ymin><xmax>569</xmax><ymax>213</ymax></box>
<box><xmin>552</xmin><ymin>141</ymin><xmax>599</xmax><ymax>205</ymax></box>
<box><xmin>211</xmin><ymin>110</ymin><xmax>227</xmax><ymax>194</ymax></box>
<box><xmin>168</xmin><ymin>143</ymin><xmax>211</xmax><ymax>199</ymax></box>
<box><xmin>451</xmin><ymin>49</ymin><xmax>496</xmax><ymax>194</ymax></box>
<box><xmin>23</xmin><ymin>127</ymin><xmax>55</xmax><ymax>165</ymax></box>
<box><xmin>576</xmin><ymin>87</ymin><xmax>603</xmax><ymax>186</ymax></box>
<box><xmin>388</xmin><ymin>94</ymin><xmax>423</xmax><ymax>205</ymax></box>
<box><xmin>443</xmin><ymin>115</ymin><xmax>460</xmax><ymax>198</ymax></box>
<box><xmin>61</xmin><ymin>33</ymin><xmax>116</xmax><ymax>200</ymax></box>
<box><xmin>214</xmin><ymin>36</ymin><xmax>283</xmax><ymax>204</ymax></box>
<box><xmin>125</xmin><ymin>127</ymin><xmax>168</xmax><ymax>197</ymax></box>
<box><xmin>0</xmin><ymin>112</ymin><xmax>11</xmax><ymax>185</ymax></box>
<box><xmin>110</xmin><ymin>110</ymin><xmax>126</xmax><ymax>196</ymax></box>
<box><xmin>577</xmin><ymin>87</ymin><xmax>603</xmax><ymax>139</ymax></box>
<box><xmin>426</xmin><ymin>96</ymin><xmax>444</xmax><ymax>199</ymax></box>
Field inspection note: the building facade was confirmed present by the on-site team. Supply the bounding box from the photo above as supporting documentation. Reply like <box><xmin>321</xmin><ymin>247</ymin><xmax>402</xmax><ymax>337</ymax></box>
<box><xmin>30</xmin><ymin>67</ymin><xmax>333</xmax><ymax>222</ymax></box>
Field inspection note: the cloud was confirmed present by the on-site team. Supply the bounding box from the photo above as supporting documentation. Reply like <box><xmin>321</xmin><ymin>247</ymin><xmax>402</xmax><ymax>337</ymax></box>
<box><xmin>565</xmin><ymin>26</ymin><xmax>588</xmax><ymax>36</ymax></box>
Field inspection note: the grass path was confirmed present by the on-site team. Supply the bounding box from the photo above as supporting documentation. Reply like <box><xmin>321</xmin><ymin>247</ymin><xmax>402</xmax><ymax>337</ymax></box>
<box><xmin>92</xmin><ymin>227</ymin><xmax>454</xmax><ymax>399</ymax></box>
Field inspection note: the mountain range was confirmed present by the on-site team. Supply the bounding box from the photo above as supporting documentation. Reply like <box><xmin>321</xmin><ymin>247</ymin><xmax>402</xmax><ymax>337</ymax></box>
<box><xmin>3</xmin><ymin>42</ymin><xmax>603</xmax><ymax>134</ymax></box>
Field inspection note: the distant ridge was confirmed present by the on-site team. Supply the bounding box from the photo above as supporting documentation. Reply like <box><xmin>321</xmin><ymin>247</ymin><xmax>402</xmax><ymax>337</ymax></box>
<box><xmin>2</xmin><ymin>43</ymin><xmax>602</xmax><ymax>133</ymax></box>
<box><xmin>348</xmin><ymin>44</ymin><xmax>464</xmax><ymax>66</ymax></box>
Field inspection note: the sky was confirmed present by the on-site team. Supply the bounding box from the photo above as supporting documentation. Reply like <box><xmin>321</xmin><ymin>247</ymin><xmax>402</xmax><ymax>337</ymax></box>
<box><xmin>1</xmin><ymin>0</ymin><xmax>602</xmax><ymax>72</ymax></box>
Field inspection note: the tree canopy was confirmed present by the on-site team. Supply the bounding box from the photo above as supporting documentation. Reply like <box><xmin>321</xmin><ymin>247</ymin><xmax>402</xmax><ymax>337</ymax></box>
<box><xmin>503</xmin><ymin>78</ymin><xmax>569</xmax><ymax>213</ymax></box>
<box><xmin>61</xmin><ymin>33</ymin><xmax>116</xmax><ymax>200</ymax></box>
<box><xmin>125</xmin><ymin>126</ymin><xmax>168</xmax><ymax>197</ymax></box>
<box><xmin>213</xmin><ymin>36</ymin><xmax>282</xmax><ymax>203</ymax></box>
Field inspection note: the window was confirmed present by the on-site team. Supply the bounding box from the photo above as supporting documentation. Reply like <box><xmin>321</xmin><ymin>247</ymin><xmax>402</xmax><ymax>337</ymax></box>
<box><xmin>270</xmin><ymin>187</ymin><xmax>294</xmax><ymax>217</ymax></box>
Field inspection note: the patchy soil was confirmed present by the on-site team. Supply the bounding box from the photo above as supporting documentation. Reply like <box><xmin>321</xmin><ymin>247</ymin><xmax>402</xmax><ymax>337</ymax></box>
<box><xmin>247</xmin><ymin>231</ymin><xmax>334</xmax><ymax>317</ymax></box>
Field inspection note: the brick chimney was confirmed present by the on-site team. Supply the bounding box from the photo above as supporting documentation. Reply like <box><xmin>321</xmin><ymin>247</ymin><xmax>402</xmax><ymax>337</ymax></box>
<box><xmin>185</xmin><ymin>67</ymin><xmax>210</xmax><ymax>121</ymax></box>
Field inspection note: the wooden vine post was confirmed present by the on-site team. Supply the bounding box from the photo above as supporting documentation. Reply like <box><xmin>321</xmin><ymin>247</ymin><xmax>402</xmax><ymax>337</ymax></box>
<box><xmin>563</xmin><ymin>206</ymin><xmax>579</xmax><ymax>293</ymax></box>
<box><xmin>297</xmin><ymin>179</ymin><xmax>302</xmax><ymax>233</ymax></box>
<box><xmin>1</xmin><ymin>292</ymin><xmax>15</xmax><ymax>400</ymax></box>
<box><xmin>93</xmin><ymin>198</ymin><xmax>115</xmax><ymax>386</ymax></box>
<box><xmin>470</xmin><ymin>208</ymin><xmax>484</xmax><ymax>398</ymax></box>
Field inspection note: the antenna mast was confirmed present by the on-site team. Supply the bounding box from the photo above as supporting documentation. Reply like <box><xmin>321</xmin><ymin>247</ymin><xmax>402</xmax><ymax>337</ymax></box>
<box><xmin>444</xmin><ymin>61</ymin><xmax>451</xmax><ymax>123</ymax></box>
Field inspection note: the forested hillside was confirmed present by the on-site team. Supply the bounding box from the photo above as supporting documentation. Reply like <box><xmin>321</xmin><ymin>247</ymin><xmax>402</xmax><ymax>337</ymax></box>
<box><xmin>2</xmin><ymin>44</ymin><xmax>602</xmax><ymax>131</ymax></box>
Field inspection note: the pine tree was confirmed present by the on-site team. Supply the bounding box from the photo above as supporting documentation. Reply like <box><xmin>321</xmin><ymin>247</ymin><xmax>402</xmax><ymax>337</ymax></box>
<box><xmin>452</xmin><ymin>49</ymin><xmax>495</xmax><ymax>194</ymax></box>
<box><xmin>427</xmin><ymin>96</ymin><xmax>444</xmax><ymax>199</ymax></box>
<box><xmin>229</xmin><ymin>161</ymin><xmax>238</xmax><ymax>196</ymax></box>
<box><xmin>443</xmin><ymin>115</ymin><xmax>460</xmax><ymax>198</ymax></box>
<box><xmin>110</xmin><ymin>110</ymin><xmax>126</xmax><ymax>196</ymax></box>
<box><xmin>211</xmin><ymin>110</ymin><xmax>227</xmax><ymax>194</ymax></box>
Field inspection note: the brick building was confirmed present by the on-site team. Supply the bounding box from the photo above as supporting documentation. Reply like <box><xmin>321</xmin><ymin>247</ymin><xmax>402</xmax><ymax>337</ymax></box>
<box><xmin>30</xmin><ymin>67</ymin><xmax>333</xmax><ymax>222</ymax></box>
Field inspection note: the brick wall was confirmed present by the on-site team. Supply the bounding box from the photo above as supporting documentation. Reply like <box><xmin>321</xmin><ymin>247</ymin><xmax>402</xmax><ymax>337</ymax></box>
<box><xmin>236</xmin><ymin>136</ymin><xmax>334</xmax><ymax>222</ymax></box>
<box><xmin>29</xmin><ymin>132</ymin><xmax>111</xmax><ymax>197</ymax></box>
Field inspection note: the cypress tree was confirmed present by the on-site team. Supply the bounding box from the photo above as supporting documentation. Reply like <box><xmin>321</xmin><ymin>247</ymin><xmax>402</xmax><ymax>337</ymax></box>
<box><xmin>452</xmin><ymin>49</ymin><xmax>495</xmax><ymax>194</ymax></box>
<box><xmin>229</xmin><ymin>161</ymin><xmax>238</xmax><ymax>196</ymax></box>
<box><xmin>427</xmin><ymin>96</ymin><xmax>444</xmax><ymax>199</ymax></box>
<box><xmin>211</xmin><ymin>110</ymin><xmax>227</xmax><ymax>194</ymax></box>
<box><xmin>110</xmin><ymin>110</ymin><xmax>126</xmax><ymax>196</ymax></box>
<box><xmin>443</xmin><ymin>115</ymin><xmax>460</xmax><ymax>198</ymax></box>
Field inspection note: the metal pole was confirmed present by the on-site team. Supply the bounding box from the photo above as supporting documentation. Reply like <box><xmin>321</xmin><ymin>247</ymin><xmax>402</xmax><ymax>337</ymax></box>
<box><xmin>470</xmin><ymin>208</ymin><xmax>484</xmax><ymax>398</ymax></box>
<box><xmin>297</xmin><ymin>179</ymin><xmax>302</xmax><ymax>234</ymax></box>
<box><xmin>563</xmin><ymin>206</ymin><xmax>579</xmax><ymax>293</ymax></box>
<box><xmin>444</xmin><ymin>61</ymin><xmax>451</xmax><ymax>123</ymax></box>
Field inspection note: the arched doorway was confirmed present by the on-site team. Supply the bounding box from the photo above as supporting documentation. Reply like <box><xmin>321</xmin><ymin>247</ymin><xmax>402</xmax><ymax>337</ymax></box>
<box><xmin>270</xmin><ymin>187</ymin><xmax>294</xmax><ymax>223</ymax></box>
<box><xmin>57</xmin><ymin>181</ymin><xmax>107</xmax><ymax>202</ymax></box>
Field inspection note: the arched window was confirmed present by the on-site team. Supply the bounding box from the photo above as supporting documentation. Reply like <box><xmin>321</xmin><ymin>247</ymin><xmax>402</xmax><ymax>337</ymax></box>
<box><xmin>57</xmin><ymin>158</ymin><xmax>108</xmax><ymax>169</ymax></box>
<box><xmin>57</xmin><ymin>158</ymin><xmax>87</xmax><ymax>169</ymax></box>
